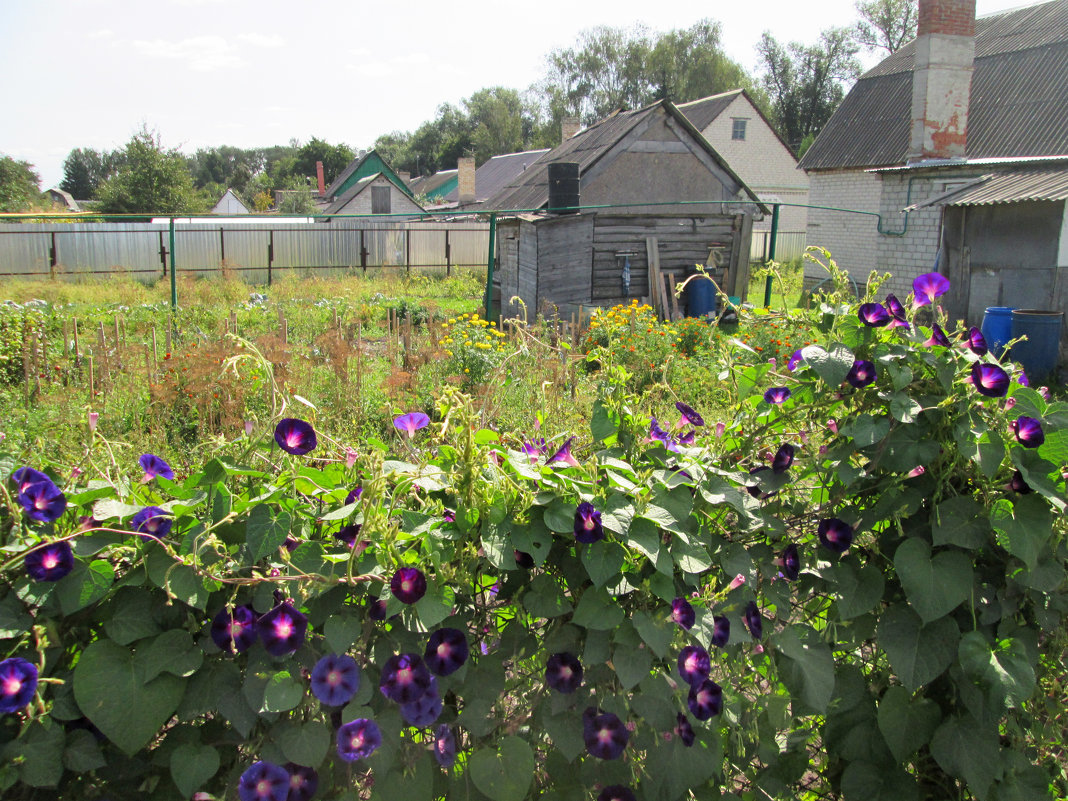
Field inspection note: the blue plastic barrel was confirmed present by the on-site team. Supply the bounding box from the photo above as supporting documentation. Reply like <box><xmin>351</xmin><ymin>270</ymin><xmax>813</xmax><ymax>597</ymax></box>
<box><xmin>981</xmin><ymin>306</ymin><xmax>1015</xmax><ymax>354</ymax></box>
<box><xmin>686</xmin><ymin>278</ymin><xmax>716</xmax><ymax>318</ymax></box>
<box><xmin>1010</xmin><ymin>309</ymin><xmax>1063</xmax><ymax>383</ymax></box>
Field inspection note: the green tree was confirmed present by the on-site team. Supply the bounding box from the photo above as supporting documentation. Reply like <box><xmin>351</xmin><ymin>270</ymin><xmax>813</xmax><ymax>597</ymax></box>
<box><xmin>59</xmin><ymin>148</ymin><xmax>118</xmax><ymax>200</ymax></box>
<box><xmin>466</xmin><ymin>87</ymin><xmax>529</xmax><ymax>163</ymax></box>
<box><xmin>95</xmin><ymin>128</ymin><xmax>205</xmax><ymax>215</ymax></box>
<box><xmin>275</xmin><ymin>138</ymin><xmax>355</xmax><ymax>187</ymax></box>
<box><xmin>853</xmin><ymin>0</ymin><xmax>919</xmax><ymax>54</ymax></box>
<box><xmin>0</xmin><ymin>155</ymin><xmax>42</xmax><ymax>212</ymax></box>
<box><xmin>757</xmin><ymin>28</ymin><xmax>861</xmax><ymax>151</ymax></box>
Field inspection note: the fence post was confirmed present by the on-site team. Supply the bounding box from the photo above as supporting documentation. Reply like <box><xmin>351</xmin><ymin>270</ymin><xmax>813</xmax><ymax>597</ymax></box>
<box><xmin>763</xmin><ymin>204</ymin><xmax>780</xmax><ymax>308</ymax></box>
<box><xmin>445</xmin><ymin>229</ymin><xmax>451</xmax><ymax>277</ymax></box>
<box><xmin>406</xmin><ymin>228</ymin><xmax>411</xmax><ymax>275</ymax></box>
<box><xmin>169</xmin><ymin>218</ymin><xmax>177</xmax><ymax>310</ymax></box>
<box><xmin>159</xmin><ymin>232</ymin><xmax>167</xmax><ymax>277</ymax></box>
<box><xmin>360</xmin><ymin>230</ymin><xmax>367</xmax><ymax>275</ymax></box>
<box><xmin>483</xmin><ymin>213</ymin><xmax>497</xmax><ymax>320</ymax></box>
<box><xmin>220</xmin><ymin>227</ymin><xmax>226</xmax><ymax>266</ymax></box>
<box><xmin>268</xmin><ymin>230</ymin><xmax>274</xmax><ymax>286</ymax></box>
<box><xmin>49</xmin><ymin>232</ymin><xmax>57</xmax><ymax>278</ymax></box>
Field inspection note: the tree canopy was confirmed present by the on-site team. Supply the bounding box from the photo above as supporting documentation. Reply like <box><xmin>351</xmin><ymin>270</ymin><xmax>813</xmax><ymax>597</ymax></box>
<box><xmin>0</xmin><ymin>156</ymin><xmax>42</xmax><ymax>213</ymax></box>
<box><xmin>853</xmin><ymin>0</ymin><xmax>919</xmax><ymax>54</ymax></box>
<box><xmin>59</xmin><ymin>148</ymin><xmax>119</xmax><ymax>201</ymax></box>
<box><xmin>95</xmin><ymin>128</ymin><xmax>205</xmax><ymax>215</ymax></box>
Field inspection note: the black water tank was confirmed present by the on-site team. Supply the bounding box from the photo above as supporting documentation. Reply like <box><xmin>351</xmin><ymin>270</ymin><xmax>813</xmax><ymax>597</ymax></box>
<box><xmin>547</xmin><ymin>162</ymin><xmax>580</xmax><ymax>214</ymax></box>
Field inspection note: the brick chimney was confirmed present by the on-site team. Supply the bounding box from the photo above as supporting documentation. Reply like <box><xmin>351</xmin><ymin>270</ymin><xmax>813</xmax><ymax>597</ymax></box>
<box><xmin>909</xmin><ymin>0</ymin><xmax>976</xmax><ymax>161</ymax></box>
<box><xmin>398</xmin><ymin>171</ymin><xmax>411</xmax><ymax>186</ymax></box>
<box><xmin>457</xmin><ymin>156</ymin><xmax>476</xmax><ymax>203</ymax></box>
<box><xmin>316</xmin><ymin>161</ymin><xmax>326</xmax><ymax>196</ymax></box>
<box><xmin>561</xmin><ymin>117</ymin><xmax>582</xmax><ymax>143</ymax></box>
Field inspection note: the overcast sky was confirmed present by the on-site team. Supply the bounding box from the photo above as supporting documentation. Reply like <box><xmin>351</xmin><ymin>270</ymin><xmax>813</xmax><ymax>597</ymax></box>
<box><xmin>0</xmin><ymin>0</ymin><xmax>1033</xmax><ymax>189</ymax></box>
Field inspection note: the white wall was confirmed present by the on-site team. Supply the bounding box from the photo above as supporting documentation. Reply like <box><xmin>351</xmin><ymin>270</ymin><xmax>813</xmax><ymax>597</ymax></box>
<box><xmin>804</xmin><ymin>170</ymin><xmax>882</xmax><ymax>290</ymax></box>
<box><xmin>333</xmin><ymin>176</ymin><xmax>425</xmax><ymax>218</ymax></box>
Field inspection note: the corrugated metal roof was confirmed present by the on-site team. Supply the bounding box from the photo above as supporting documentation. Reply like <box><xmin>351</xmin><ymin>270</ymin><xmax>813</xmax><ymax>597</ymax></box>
<box><xmin>908</xmin><ymin>168</ymin><xmax>1068</xmax><ymax>207</ymax></box>
<box><xmin>444</xmin><ymin>149</ymin><xmax>550</xmax><ymax>203</ymax></box>
<box><xmin>485</xmin><ymin>100</ymin><xmax>766</xmax><ymax>212</ymax></box>
<box><xmin>409</xmin><ymin>170</ymin><xmax>457</xmax><ymax>197</ymax></box>
<box><xmin>676</xmin><ymin>90</ymin><xmax>742</xmax><ymax>130</ymax></box>
<box><xmin>800</xmin><ymin>0</ymin><xmax>1068</xmax><ymax>171</ymax></box>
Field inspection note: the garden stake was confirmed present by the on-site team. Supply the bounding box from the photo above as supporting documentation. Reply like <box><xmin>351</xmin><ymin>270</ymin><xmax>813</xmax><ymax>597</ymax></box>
<box><xmin>165</xmin><ymin>326</ymin><xmax>171</xmax><ymax>356</ymax></box>
<box><xmin>61</xmin><ymin>321</ymin><xmax>68</xmax><ymax>357</ymax></box>
<box><xmin>73</xmin><ymin>318</ymin><xmax>80</xmax><ymax>367</ymax></box>
<box><xmin>87</xmin><ymin>353</ymin><xmax>94</xmax><ymax>398</ymax></box>
<box><xmin>114</xmin><ymin>317</ymin><xmax>122</xmax><ymax>370</ymax></box>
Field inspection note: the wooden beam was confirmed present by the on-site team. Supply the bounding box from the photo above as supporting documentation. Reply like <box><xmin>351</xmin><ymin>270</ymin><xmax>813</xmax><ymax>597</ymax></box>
<box><xmin>667</xmin><ymin>272</ymin><xmax>681</xmax><ymax>320</ymax></box>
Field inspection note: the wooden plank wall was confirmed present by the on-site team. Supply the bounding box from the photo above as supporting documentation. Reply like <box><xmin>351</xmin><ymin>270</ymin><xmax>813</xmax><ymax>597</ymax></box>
<box><xmin>590</xmin><ymin>214</ymin><xmax>736</xmax><ymax>309</ymax></box>
<box><xmin>517</xmin><ymin>220</ymin><xmax>539</xmax><ymax>316</ymax></box>
<box><xmin>536</xmin><ymin>215</ymin><xmax>595</xmax><ymax>315</ymax></box>
<box><xmin>496</xmin><ymin>220</ymin><xmax>521</xmax><ymax>315</ymax></box>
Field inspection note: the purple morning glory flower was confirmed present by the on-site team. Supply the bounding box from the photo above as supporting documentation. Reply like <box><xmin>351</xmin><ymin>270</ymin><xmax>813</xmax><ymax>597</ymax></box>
<box><xmin>522</xmin><ymin>437</ymin><xmax>547</xmax><ymax>464</ymax></box>
<box><xmin>964</xmin><ymin>326</ymin><xmax>988</xmax><ymax>356</ymax></box>
<box><xmin>0</xmin><ymin>658</ymin><xmax>38</xmax><ymax>714</ymax></box>
<box><xmin>256</xmin><ymin>602</ymin><xmax>307</xmax><ymax>657</ymax></box>
<box><xmin>573</xmin><ymin>502</ymin><xmax>604</xmax><ymax>544</ymax></box>
<box><xmin>12</xmin><ymin>467</ymin><xmax>50</xmax><ymax>494</ymax></box>
<box><xmin>434</xmin><ymin>725</ymin><xmax>457</xmax><ymax>768</ymax></box>
<box><xmin>743</xmin><ymin>601</ymin><xmax>763</xmax><ymax>640</ymax></box>
<box><xmin>787</xmin><ymin>349</ymin><xmax>804</xmax><ymax>371</ymax></box>
<box><xmin>379</xmin><ymin>653</ymin><xmax>432</xmax><ymax>704</ymax></box>
<box><xmin>25</xmin><ymin>541</ymin><xmax>74</xmax><ymax>582</ymax></box>
<box><xmin>238</xmin><ymin>761</ymin><xmax>289</xmax><ymax>801</ymax></box>
<box><xmin>1009</xmin><ymin>470</ymin><xmax>1033</xmax><ymax>494</ymax></box>
<box><xmin>818</xmin><ymin>518</ymin><xmax>854</xmax><ymax>554</ymax></box>
<box><xmin>310</xmin><ymin>653</ymin><xmax>361</xmax><ymax>707</ymax></box>
<box><xmin>764</xmin><ymin>387</ymin><xmax>791</xmax><ymax>404</ymax></box>
<box><xmin>400</xmin><ymin>678</ymin><xmax>443</xmax><ymax>727</ymax></box>
<box><xmin>687</xmin><ymin>678</ymin><xmax>723</xmax><ymax>721</ymax></box>
<box><xmin>368</xmin><ymin>598</ymin><xmax>388</xmax><ymax>621</ymax></box>
<box><xmin>599</xmin><ymin>786</ymin><xmax>638</xmax><ymax>801</ymax></box>
<box><xmin>670</xmin><ymin>597</ymin><xmax>695</xmax><ymax>630</ymax></box>
<box><xmin>710</xmin><ymin>615</ymin><xmax>730</xmax><ymax>648</ymax></box>
<box><xmin>17</xmin><ymin>480</ymin><xmax>67</xmax><ymax>525</ymax></box>
<box><xmin>393</xmin><ymin>412</ymin><xmax>430</xmax><ymax>438</ymax></box>
<box><xmin>772</xmin><ymin>444</ymin><xmax>795</xmax><ymax>473</ymax></box>
<box><xmin>425</xmin><ymin>628</ymin><xmax>469</xmax><ymax>676</ymax></box>
<box><xmin>675</xmin><ymin>401</ymin><xmax>705</xmax><ymax>427</ymax></box>
<box><xmin>336</xmin><ymin>719</ymin><xmax>382</xmax><ymax>762</ymax></box>
<box><xmin>138</xmin><ymin>453</ymin><xmax>174</xmax><ymax>481</ymax></box>
<box><xmin>546</xmin><ymin>437</ymin><xmax>580</xmax><ymax>467</ymax></box>
<box><xmin>971</xmin><ymin>362</ymin><xmax>1009</xmax><ymax>397</ymax></box>
<box><xmin>274</xmin><ymin>418</ymin><xmax>317</xmax><ymax>456</ymax></box>
<box><xmin>130</xmin><ymin>506</ymin><xmax>171</xmax><ymax>539</ymax></box>
<box><xmin>677</xmin><ymin>429</ymin><xmax>695</xmax><ymax>446</ymax></box>
<box><xmin>846</xmin><ymin>360</ymin><xmax>877</xmax><ymax>389</ymax></box>
<box><xmin>886</xmin><ymin>293</ymin><xmax>907</xmax><ymax>320</ymax></box>
<box><xmin>283</xmin><ymin>764</ymin><xmax>318</xmax><ymax>801</ymax></box>
<box><xmin>858</xmin><ymin>303</ymin><xmax>891</xmax><ymax>326</ymax></box>
<box><xmin>514</xmin><ymin>550</ymin><xmax>534</xmax><ymax>569</ymax></box>
<box><xmin>391</xmin><ymin>567</ymin><xmax>427</xmax><ymax>604</ymax></box>
<box><xmin>211</xmin><ymin>605</ymin><xmax>259</xmax><ymax>653</ymax></box>
<box><xmin>647</xmin><ymin>417</ymin><xmax>675</xmax><ymax>449</ymax></box>
<box><xmin>677</xmin><ymin>645</ymin><xmax>711</xmax><ymax>687</ymax></box>
<box><xmin>583</xmin><ymin>708</ymin><xmax>629</xmax><ymax>760</ymax></box>
<box><xmin>1017</xmin><ymin>370</ymin><xmax>1030</xmax><ymax>387</ymax></box>
<box><xmin>335</xmin><ymin>523</ymin><xmax>364</xmax><ymax>549</ymax></box>
<box><xmin>345</xmin><ymin>487</ymin><xmax>363</xmax><ymax>504</ymax></box>
<box><xmin>923</xmin><ymin>324</ymin><xmax>951</xmax><ymax>348</ymax></box>
<box><xmin>780</xmin><ymin>544</ymin><xmax>800</xmax><ymax>581</ymax></box>
<box><xmin>674</xmin><ymin>712</ymin><xmax>696</xmax><ymax>747</ymax></box>
<box><xmin>545</xmin><ymin>652</ymin><xmax>583</xmax><ymax>694</ymax></box>
<box><xmin>1011</xmin><ymin>416</ymin><xmax>1045</xmax><ymax>448</ymax></box>
<box><xmin>913</xmin><ymin>272</ymin><xmax>950</xmax><ymax>307</ymax></box>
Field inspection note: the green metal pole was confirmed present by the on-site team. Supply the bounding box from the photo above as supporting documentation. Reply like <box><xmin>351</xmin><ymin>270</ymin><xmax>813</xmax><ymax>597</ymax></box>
<box><xmin>763</xmin><ymin>203</ymin><xmax>780</xmax><ymax>308</ymax></box>
<box><xmin>168</xmin><ymin>217</ymin><xmax>177</xmax><ymax>311</ymax></box>
<box><xmin>484</xmin><ymin>213</ymin><xmax>497</xmax><ymax>321</ymax></box>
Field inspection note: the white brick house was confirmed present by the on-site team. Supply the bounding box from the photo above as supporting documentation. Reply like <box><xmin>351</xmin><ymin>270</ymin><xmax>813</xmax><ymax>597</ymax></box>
<box><xmin>799</xmin><ymin>0</ymin><xmax>1068</xmax><ymax>307</ymax></box>
<box><xmin>679</xmin><ymin>90</ymin><xmax>809</xmax><ymax>237</ymax></box>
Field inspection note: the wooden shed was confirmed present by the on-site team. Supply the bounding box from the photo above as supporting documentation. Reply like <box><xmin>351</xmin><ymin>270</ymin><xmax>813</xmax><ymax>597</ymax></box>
<box><xmin>486</xmin><ymin>99</ymin><xmax>765</xmax><ymax>318</ymax></box>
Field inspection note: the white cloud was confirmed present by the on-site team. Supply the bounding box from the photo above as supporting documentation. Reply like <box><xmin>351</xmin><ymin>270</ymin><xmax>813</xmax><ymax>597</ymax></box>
<box><xmin>346</xmin><ymin>51</ymin><xmax>431</xmax><ymax>78</ymax></box>
<box><xmin>238</xmin><ymin>33</ymin><xmax>285</xmax><ymax>48</ymax></box>
<box><xmin>131</xmin><ymin>36</ymin><xmax>244</xmax><ymax>71</ymax></box>
<box><xmin>88</xmin><ymin>29</ymin><xmax>114</xmax><ymax>39</ymax></box>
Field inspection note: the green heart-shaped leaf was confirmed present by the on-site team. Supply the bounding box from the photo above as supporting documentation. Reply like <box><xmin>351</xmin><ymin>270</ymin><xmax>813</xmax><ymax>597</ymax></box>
<box><xmin>877</xmin><ymin>685</ymin><xmax>941</xmax><ymax>762</ymax></box>
<box><xmin>170</xmin><ymin>743</ymin><xmax>220</xmax><ymax>797</ymax></box>
<box><xmin>878</xmin><ymin>605</ymin><xmax>959</xmax><ymax>691</ymax></box>
<box><xmin>73</xmin><ymin>640</ymin><xmax>186</xmax><ymax>755</ymax></box>
<box><xmin>469</xmin><ymin>736</ymin><xmax>534</xmax><ymax>801</ymax></box>
<box><xmin>895</xmin><ymin>539</ymin><xmax>972</xmax><ymax>623</ymax></box>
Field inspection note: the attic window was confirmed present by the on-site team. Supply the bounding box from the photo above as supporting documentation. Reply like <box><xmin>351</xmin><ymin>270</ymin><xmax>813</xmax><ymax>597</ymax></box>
<box><xmin>731</xmin><ymin>118</ymin><xmax>748</xmax><ymax>141</ymax></box>
<box><xmin>371</xmin><ymin>185</ymin><xmax>391</xmax><ymax>214</ymax></box>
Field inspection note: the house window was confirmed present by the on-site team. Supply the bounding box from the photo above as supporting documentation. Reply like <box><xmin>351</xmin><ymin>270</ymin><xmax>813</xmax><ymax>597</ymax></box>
<box><xmin>731</xmin><ymin>118</ymin><xmax>748</xmax><ymax>140</ymax></box>
<box><xmin>371</xmin><ymin>185</ymin><xmax>391</xmax><ymax>214</ymax></box>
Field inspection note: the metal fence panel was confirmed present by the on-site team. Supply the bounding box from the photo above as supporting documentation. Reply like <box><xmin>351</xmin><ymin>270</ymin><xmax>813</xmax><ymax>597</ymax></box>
<box><xmin>750</xmin><ymin>230</ymin><xmax>807</xmax><ymax>263</ymax></box>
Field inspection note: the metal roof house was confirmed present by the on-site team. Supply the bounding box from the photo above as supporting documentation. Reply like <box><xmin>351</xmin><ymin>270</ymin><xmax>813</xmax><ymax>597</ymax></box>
<box><xmin>444</xmin><ymin>149</ymin><xmax>551</xmax><ymax>208</ymax></box>
<box><xmin>679</xmin><ymin>89</ymin><xmax>809</xmax><ymax>238</ymax></box>
<box><xmin>409</xmin><ymin>170</ymin><xmax>458</xmax><ymax>203</ymax></box>
<box><xmin>799</xmin><ymin>0</ymin><xmax>1068</xmax><ymax>324</ymax></box>
<box><xmin>324</xmin><ymin>150</ymin><xmax>416</xmax><ymax>205</ymax></box>
<box><xmin>483</xmin><ymin>99</ymin><xmax>766</xmax><ymax>318</ymax></box>
<box><xmin>323</xmin><ymin>172</ymin><xmax>426</xmax><ymax>219</ymax></box>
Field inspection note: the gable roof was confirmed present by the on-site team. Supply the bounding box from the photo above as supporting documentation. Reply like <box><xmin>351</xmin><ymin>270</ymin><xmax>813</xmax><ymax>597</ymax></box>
<box><xmin>211</xmin><ymin>188</ymin><xmax>250</xmax><ymax>215</ymax></box>
<box><xmin>444</xmin><ymin>149</ymin><xmax>551</xmax><ymax>203</ymax></box>
<box><xmin>485</xmin><ymin>100</ymin><xmax>765</xmax><ymax>212</ymax></box>
<box><xmin>678</xmin><ymin>88</ymin><xmax>801</xmax><ymax>164</ymax></box>
<box><xmin>324</xmin><ymin>150</ymin><xmax>415</xmax><ymax>201</ymax></box>
<box><xmin>324</xmin><ymin>172</ymin><xmax>426</xmax><ymax>215</ymax></box>
<box><xmin>409</xmin><ymin>169</ymin><xmax>457</xmax><ymax>199</ymax></box>
<box><xmin>800</xmin><ymin>0</ymin><xmax>1068</xmax><ymax>171</ymax></box>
